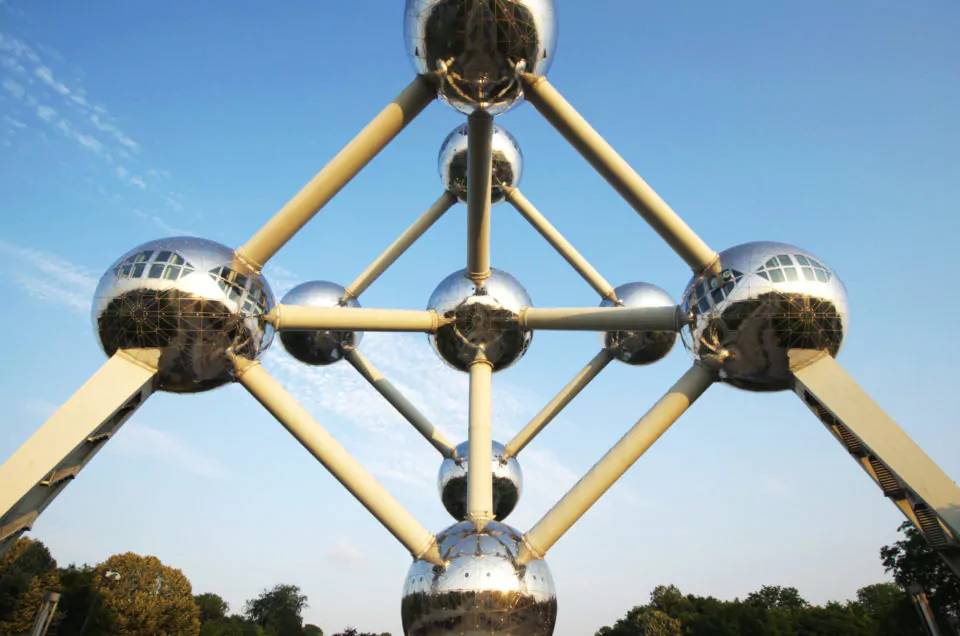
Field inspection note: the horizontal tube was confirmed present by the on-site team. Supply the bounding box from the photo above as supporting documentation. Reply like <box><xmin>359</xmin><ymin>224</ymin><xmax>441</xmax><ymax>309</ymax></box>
<box><xmin>268</xmin><ymin>305</ymin><xmax>440</xmax><ymax>333</ymax></box>
<box><xmin>518</xmin><ymin>306</ymin><xmax>688</xmax><ymax>332</ymax></box>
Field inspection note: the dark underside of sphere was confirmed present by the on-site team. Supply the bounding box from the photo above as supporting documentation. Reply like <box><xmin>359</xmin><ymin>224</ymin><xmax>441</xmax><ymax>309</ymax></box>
<box><xmin>440</xmin><ymin>475</ymin><xmax>519</xmax><ymax>522</ymax></box>
<box><xmin>432</xmin><ymin>303</ymin><xmax>530</xmax><ymax>371</ymax></box>
<box><xmin>604</xmin><ymin>330</ymin><xmax>677</xmax><ymax>365</ymax></box>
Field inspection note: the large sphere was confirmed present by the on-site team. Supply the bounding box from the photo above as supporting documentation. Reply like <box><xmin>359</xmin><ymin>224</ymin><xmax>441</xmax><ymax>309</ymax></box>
<box><xmin>427</xmin><ymin>268</ymin><xmax>532</xmax><ymax>371</ymax></box>
<box><xmin>438</xmin><ymin>441</ymin><xmax>522</xmax><ymax>522</ymax></box>
<box><xmin>404</xmin><ymin>0</ymin><xmax>559</xmax><ymax>115</ymax></box>
<box><xmin>402</xmin><ymin>521</ymin><xmax>557</xmax><ymax>635</ymax></box>
<box><xmin>279</xmin><ymin>281</ymin><xmax>361</xmax><ymax>366</ymax></box>
<box><xmin>439</xmin><ymin>123</ymin><xmax>523</xmax><ymax>205</ymax></box>
<box><xmin>601</xmin><ymin>282</ymin><xmax>678</xmax><ymax>365</ymax></box>
<box><xmin>92</xmin><ymin>237</ymin><xmax>274</xmax><ymax>393</ymax></box>
<box><xmin>681</xmin><ymin>241</ymin><xmax>848</xmax><ymax>392</ymax></box>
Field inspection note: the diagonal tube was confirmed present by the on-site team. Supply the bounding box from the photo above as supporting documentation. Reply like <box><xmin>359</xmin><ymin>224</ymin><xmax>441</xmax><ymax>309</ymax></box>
<box><xmin>504</xmin><ymin>187</ymin><xmax>618</xmax><ymax>303</ymax></box>
<box><xmin>518</xmin><ymin>306</ymin><xmax>689</xmax><ymax>332</ymax></box>
<box><xmin>231</xmin><ymin>355</ymin><xmax>443</xmax><ymax>565</ymax></box>
<box><xmin>517</xmin><ymin>73</ymin><xmax>721</xmax><ymax>277</ymax></box>
<box><xmin>344</xmin><ymin>191</ymin><xmax>458</xmax><ymax>300</ymax></box>
<box><xmin>503</xmin><ymin>349</ymin><xmax>614</xmax><ymax>459</ymax></box>
<box><xmin>467</xmin><ymin>111</ymin><xmax>494</xmax><ymax>281</ymax></box>
<box><xmin>467</xmin><ymin>357</ymin><xmax>495</xmax><ymax>529</ymax></box>
<box><xmin>236</xmin><ymin>75</ymin><xmax>437</xmax><ymax>272</ymax></box>
<box><xmin>267</xmin><ymin>305</ymin><xmax>440</xmax><ymax>333</ymax></box>
<box><xmin>344</xmin><ymin>347</ymin><xmax>456</xmax><ymax>458</ymax></box>
<box><xmin>519</xmin><ymin>363</ymin><xmax>715</xmax><ymax>564</ymax></box>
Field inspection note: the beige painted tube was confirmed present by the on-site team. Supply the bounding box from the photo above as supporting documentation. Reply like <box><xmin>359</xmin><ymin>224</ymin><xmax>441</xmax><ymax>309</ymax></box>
<box><xmin>344</xmin><ymin>348</ymin><xmax>456</xmax><ymax>458</ymax></box>
<box><xmin>519</xmin><ymin>306</ymin><xmax>688</xmax><ymax>332</ymax></box>
<box><xmin>345</xmin><ymin>191</ymin><xmax>457</xmax><ymax>300</ymax></box>
<box><xmin>236</xmin><ymin>75</ymin><xmax>437</xmax><ymax>271</ymax></box>
<box><xmin>467</xmin><ymin>358</ymin><xmax>494</xmax><ymax>529</ymax></box>
<box><xmin>467</xmin><ymin>112</ymin><xmax>493</xmax><ymax>281</ymax></box>
<box><xmin>505</xmin><ymin>187</ymin><xmax>618</xmax><ymax>303</ymax></box>
<box><xmin>519</xmin><ymin>363</ymin><xmax>715</xmax><ymax>564</ymax></box>
<box><xmin>518</xmin><ymin>73</ymin><xmax>720</xmax><ymax>277</ymax></box>
<box><xmin>504</xmin><ymin>349</ymin><xmax>614</xmax><ymax>459</ymax></box>
<box><xmin>232</xmin><ymin>356</ymin><xmax>443</xmax><ymax>565</ymax></box>
<box><xmin>268</xmin><ymin>305</ymin><xmax>440</xmax><ymax>333</ymax></box>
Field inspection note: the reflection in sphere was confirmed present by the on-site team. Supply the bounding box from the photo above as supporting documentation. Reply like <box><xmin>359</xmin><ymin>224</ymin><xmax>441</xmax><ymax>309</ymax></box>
<box><xmin>92</xmin><ymin>237</ymin><xmax>274</xmax><ymax>393</ymax></box>
<box><xmin>404</xmin><ymin>0</ymin><xmax>559</xmax><ymax>115</ymax></box>
<box><xmin>402</xmin><ymin>521</ymin><xmax>557</xmax><ymax>635</ymax></box>
<box><xmin>438</xmin><ymin>441</ymin><xmax>522</xmax><ymax>522</ymax></box>
<box><xmin>681</xmin><ymin>241</ymin><xmax>848</xmax><ymax>392</ymax></box>
<box><xmin>439</xmin><ymin>123</ymin><xmax>523</xmax><ymax>205</ymax></box>
<box><xmin>601</xmin><ymin>282</ymin><xmax>678</xmax><ymax>365</ymax></box>
<box><xmin>279</xmin><ymin>281</ymin><xmax>361</xmax><ymax>366</ymax></box>
<box><xmin>427</xmin><ymin>268</ymin><xmax>532</xmax><ymax>372</ymax></box>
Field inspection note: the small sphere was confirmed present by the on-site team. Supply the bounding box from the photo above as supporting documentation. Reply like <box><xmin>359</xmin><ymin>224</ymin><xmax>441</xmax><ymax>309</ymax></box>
<box><xmin>438</xmin><ymin>441</ymin><xmax>522</xmax><ymax>522</ymax></box>
<box><xmin>601</xmin><ymin>282</ymin><xmax>678</xmax><ymax>365</ymax></box>
<box><xmin>279</xmin><ymin>281</ymin><xmax>361</xmax><ymax>366</ymax></box>
<box><xmin>404</xmin><ymin>0</ymin><xmax>559</xmax><ymax>115</ymax></box>
<box><xmin>402</xmin><ymin>521</ymin><xmax>557</xmax><ymax>635</ymax></box>
<box><xmin>427</xmin><ymin>268</ymin><xmax>532</xmax><ymax>371</ymax></box>
<box><xmin>681</xmin><ymin>241</ymin><xmax>849</xmax><ymax>392</ymax></box>
<box><xmin>92</xmin><ymin>237</ymin><xmax>274</xmax><ymax>393</ymax></box>
<box><xmin>439</xmin><ymin>123</ymin><xmax>523</xmax><ymax>205</ymax></box>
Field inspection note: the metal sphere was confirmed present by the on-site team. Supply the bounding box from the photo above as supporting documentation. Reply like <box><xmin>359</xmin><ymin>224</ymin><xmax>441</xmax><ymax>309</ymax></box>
<box><xmin>92</xmin><ymin>237</ymin><xmax>274</xmax><ymax>393</ymax></box>
<box><xmin>404</xmin><ymin>0</ymin><xmax>559</xmax><ymax>115</ymax></box>
<box><xmin>278</xmin><ymin>281</ymin><xmax>362</xmax><ymax>366</ymax></box>
<box><xmin>438</xmin><ymin>441</ymin><xmax>522</xmax><ymax>522</ymax></box>
<box><xmin>439</xmin><ymin>123</ymin><xmax>523</xmax><ymax>205</ymax></box>
<box><xmin>402</xmin><ymin>521</ymin><xmax>557</xmax><ymax>635</ymax></box>
<box><xmin>601</xmin><ymin>282</ymin><xmax>678</xmax><ymax>365</ymax></box>
<box><xmin>427</xmin><ymin>268</ymin><xmax>533</xmax><ymax>371</ymax></box>
<box><xmin>681</xmin><ymin>241</ymin><xmax>849</xmax><ymax>392</ymax></box>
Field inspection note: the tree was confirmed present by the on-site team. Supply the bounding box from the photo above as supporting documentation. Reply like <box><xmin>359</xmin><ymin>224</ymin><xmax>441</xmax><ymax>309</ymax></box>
<box><xmin>196</xmin><ymin>593</ymin><xmax>230</xmax><ymax>624</ymax></box>
<box><xmin>331</xmin><ymin>629</ymin><xmax>389</xmax><ymax>636</ymax></box>
<box><xmin>303</xmin><ymin>626</ymin><xmax>323</xmax><ymax>636</ymax></box>
<box><xmin>856</xmin><ymin>582</ymin><xmax>923</xmax><ymax>635</ymax></box>
<box><xmin>745</xmin><ymin>584</ymin><xmax>808</xmax><ymax>611</ymax></box>
<box><xmin>199</xmin><ymin>615</ymin><xmax>266</xmax><ymax>636</ymax></box>
<box><xmin>244</xmin><ymin>584</ymin><xmax>308</xmax><ymax>636</ymax></box>
<box><xmin>55</xmin><ymin>564</ymin><xmax>113</xmax><ymax>635</ymax></box>
<box><xmin>0</xmin><ymin>537</ymin><xmax>60</xmax><ymax>634</ymax></box>
<box><xmin>596</xmin><ymin>607</ymin><xmax>682</xmax><ymax>635</ymax></box>
<box><xmin>96</xmin><ymin>552</ymin><xmax>200</xmax><ymax>635</ymax></box>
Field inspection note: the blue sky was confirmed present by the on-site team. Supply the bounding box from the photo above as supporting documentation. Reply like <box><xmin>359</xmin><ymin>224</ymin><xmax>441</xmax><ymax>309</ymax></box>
<box><xmin>1</xmin><ymin>1</ymin><xmax>959</xmax><ymax>634</ymax></box>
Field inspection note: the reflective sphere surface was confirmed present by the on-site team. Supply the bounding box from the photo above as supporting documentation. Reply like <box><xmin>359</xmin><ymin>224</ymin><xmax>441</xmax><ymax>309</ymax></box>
<box><xmin>93</xmin><ymin>237</ymin><xmax>274</xmax><ymax>393</ymax></box>
<box><xmin>439</xmin><ymin>123</ymin><xmax>523</xmax><ymax>205</ymax></box>
<box><xmin>681</xmin><ymin>241</ymin><xmax>848</xmax><ymax>392</ymax></box>
<box><xmin>601</xmin><ymin>282</ymin><xmax>678</xmax><ymax>365</ymax></box>
<box><xmin>438</xmin><ymin>441</ymin><xmax>522</xmax><ymax>522</ymax></box>
<box><xmin>427</xmin><ymin>268</ymin><xmax>532</xmax><ymax>371</ymax></box>
<box><xmin>402</xmin><ymin>521</ymin><xmax>557</xmax><ymax>635</ymax></box>
<box><xmin>404</xmin><ymin>0</ymin><xmax>559</xmax><ymax>115</ymax></box>
<box><xmin>279</xmin><ymin>281</ymin><xmax>361</xmax><ymax>366</ymax></box>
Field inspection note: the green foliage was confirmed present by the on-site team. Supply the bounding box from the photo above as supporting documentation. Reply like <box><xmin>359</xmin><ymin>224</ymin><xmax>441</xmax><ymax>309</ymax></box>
<box><xmin>199</xmin><ymin>615</ymin><xmax>266</xmax><ymax>636</ymax></box>
<box><xmin>244</xmin><ymin>584</ymin><xmax>308</xmax><ymax>636</ymax></box>
<box><xmin>745</xmin><ymin>585</ymin><xmax>808</xmax><ymax>611</ymax></box>
<box><xmin>303</xmin><ymin>625</ymin><xmax>323</xmax><ymax>636</ymax></box>
<box><xmin>0</xmin><ymin>537</ymin><xmax>60</xmax><ymax>635</ymax></box>
<box><xmin>196</xmin><ymin>592</ymin><xmax>230</xmax><ymax>623</ymax></box>
<box><xmin>596</xmin><ymin>607</ymin><xmax>682</xmax><ymax>635</ymax></box>
<box><xmin>331</xmin><ymin>629</ymin><xmax>389</xmax><ymax>636</ymax></box>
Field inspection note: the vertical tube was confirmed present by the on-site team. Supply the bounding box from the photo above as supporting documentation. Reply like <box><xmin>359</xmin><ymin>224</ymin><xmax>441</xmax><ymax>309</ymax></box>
<box><xmin>467</xmin><ymin>357</ymin><xmax>494</xmax><ymax>528</ymax></box>
<box><xmin>466</xmin><ymin>111</ymin><xmax>494</xmax><ymax>281</ymax></box>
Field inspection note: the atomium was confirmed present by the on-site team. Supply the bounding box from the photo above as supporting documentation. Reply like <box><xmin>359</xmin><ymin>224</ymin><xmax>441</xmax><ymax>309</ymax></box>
<box><xmin>680</xmin><ymin>241</ymin><xmax>848</xmax><ymax>392</ymax></box>
<box><xmin>438</xmin><ymin>441</ymin><xmax>522</xmax><ymax>521</ymax></box>
<box><xmin>404</xmin><ymin>0</ymin><xmax>559</xmax><ymax>115</ymax></box>
<box><xmin>279</xmin><ymin>281</ymin><xmax>362</xmax><ymax>366</ymax></box>
<box><xmin>439</xmin><ymin>122</ymin><xmax>523</xmax><ymax>204</ymax></box>
<box><xmin>92</xmin><ymin>237</ymin><xmax>274</xmax><ymax>393</ymax></box>
<box><xmin>601</xmin><ymin>282</ymin><xmax>678</xmax><ymax>365</ymax></box>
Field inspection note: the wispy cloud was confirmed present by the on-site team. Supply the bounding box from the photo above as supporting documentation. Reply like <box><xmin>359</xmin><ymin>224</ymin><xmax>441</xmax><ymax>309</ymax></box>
<box><xmin>3</xmin><ymin>78</ymin><xmax>24</xmax><ymax>99</ymax></box>
<box><xmin>34</xmin><ymin>65</ymin><xmax>69</xmax><ymax>95</ymax></box>
<box><xmin>113</xmin><ymin>422</ymin><xmax>227</xmax><ymax>481</ymax></box>
<box><xmin>324</xmin><ymin>540</ymin><xmax>368</xmax><ymax>569</ymax></box>
<box><xmin>133</xmin><ymin>209</ymin><xmax>194</xmax><ymax>236</ymax></box>
<box><xmin>0</xmin><ymin>239</ymin><xmax>98</xmax><ymax>312</ymax></box>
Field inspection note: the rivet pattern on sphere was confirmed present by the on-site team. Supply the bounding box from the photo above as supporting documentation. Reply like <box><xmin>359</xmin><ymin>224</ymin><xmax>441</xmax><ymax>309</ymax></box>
<box><xmin>427</xmin><ymin>268</ymin><xmax>533</xmax><ymax>371</ymax></box>
<box><xmin>92</xmin><ymin>237</ymin><xmax>274</xmax><ymax>393</ymax></box>
<box><xmin>438</xmin><ymin>441</ymin><xmax>522</xmax><ymax>521</ymax></box>
<box><xmin>279</xmin><ymin>281</ymin><xmax>362</xmax><ymax>366</ymax></box>
<box><xmin>681</xmin><ymin>241</ymin><xmax>849</xmax><ymax>392</ymax></box>
<box><xmin>404</xmin><ymin>0</ymin><xmax>559</xmax><ymax>115</ymax></box>
<box><xmin>439</xmin><ymin>122</ymin><xmax>523</xmax><ymax>204</ymax></box>
<box><xmin>402</xmin><ymin>521</ymin><xmax>557</xmax><ymax>635</ymax></box>
<box><xmin>601</xmin><ymin>282</ymin><xmax>678</xmax><ymax>365</ymax></box>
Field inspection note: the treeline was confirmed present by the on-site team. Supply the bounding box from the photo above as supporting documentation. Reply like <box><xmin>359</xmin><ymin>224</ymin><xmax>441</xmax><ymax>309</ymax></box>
<box><xmin>0</xmin><ymin>538</ymin><xmax>387</xmax><ymax>636</ymax></box>
<box><xmin>596</xmin><ymin>523</ymin><xmax>960</xmax><ymax>635</ymax></box>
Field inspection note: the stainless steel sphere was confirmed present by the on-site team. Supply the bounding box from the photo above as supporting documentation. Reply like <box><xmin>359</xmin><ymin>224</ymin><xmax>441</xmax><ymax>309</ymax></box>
<box><xmin>681</xmin><ymin>241</ymin><xmax>849</xmax><ymax>392</ymax></box>
<box><xmin>427</xmin><ymin>268</ymin><xmax>532</xmax><ymax>371</ymax></box>
<box><xmin>438</xmin><ymin>441</ymin><xmax>522</xmax><ymax>522</ymax></box>
<box><xmin>439</xmin><ymin>123</ymin><xmax>523</xmax><ymax>205</ymax></box>
<box><xmin>404</xmin><ymin>0</ymin><xmax>559</xmax><ymax>115</ymax></box>
<box><xmin>601</xmin><ymin>282</ymin><xmax>678</xmax><ymax>365</ymax></box>
<box><xmin>278</xmin><ymin>281</ymin><xmax>361</xmax><ymax>366</ymax></box>
<box><xmin>402</xmin><ymin>521</ymin><xmax>557</xmax><ymax>635</ymax></box>
<box><xmin>92</xmin><ymin>237</ymin><xmax>274</xmax><ymax>393</ymax></box>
